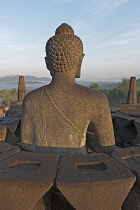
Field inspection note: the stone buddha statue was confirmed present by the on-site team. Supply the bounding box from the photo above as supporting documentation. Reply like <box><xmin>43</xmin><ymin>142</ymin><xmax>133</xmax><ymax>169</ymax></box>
<box><xmin>21</xmin><ymin>23</ymin><xmax>115</xmax><ymax>155</ymax></box>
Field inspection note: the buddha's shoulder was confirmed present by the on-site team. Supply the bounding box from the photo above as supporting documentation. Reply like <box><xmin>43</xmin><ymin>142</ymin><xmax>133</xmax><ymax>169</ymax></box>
<box><xmin>76</xmin><ymin>84</ymin><xmax>108</xmax><ymax>102</ymax></box>
<box><xmin>23</xmin><ymin>86</ymin><xmax>45</xmax><ymax>104</ymax></box>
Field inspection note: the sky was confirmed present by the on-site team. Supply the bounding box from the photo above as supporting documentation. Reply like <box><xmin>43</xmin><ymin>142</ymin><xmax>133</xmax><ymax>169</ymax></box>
<box><xmin>0</xmin><ymin>0</ymin><xmax>140</xmax><ymax>81</ymax></box>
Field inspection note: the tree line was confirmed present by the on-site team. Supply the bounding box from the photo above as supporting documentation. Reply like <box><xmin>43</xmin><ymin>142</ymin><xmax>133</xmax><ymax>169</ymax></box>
<box><xmin>90</xmin><ymin>78</ymin><xmax>140</xmax><ymax>105</ymax></box>
<box><xmin>0</xmin><ymin>88</ymin><xmax>18</xmax><ymax>107</ymax></box>
<box><xmin>0</xmin><ymin>78</ymin><xmax>140</xmax><ymax>107</ymax></box>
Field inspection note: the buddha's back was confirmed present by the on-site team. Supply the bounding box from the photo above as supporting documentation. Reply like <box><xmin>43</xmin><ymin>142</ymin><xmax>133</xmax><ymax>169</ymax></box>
<box><xmin>21</xmin><ymin>23</ymin><xmax>115</xmax><ymax>155</ymax></box>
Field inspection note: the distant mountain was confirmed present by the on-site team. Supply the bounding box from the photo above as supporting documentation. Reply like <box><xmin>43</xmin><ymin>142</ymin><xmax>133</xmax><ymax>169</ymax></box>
<box><xmin>2</xmin><ymin>74</ymin><xmax>139</xmax><ymax>91</ymax></box>
<box><xmin>104</xmin><ymin>75</ymin><xmax>140</xmax><ymax>82</ymax></box>
<box><xmin>136</xmin><ymin>78</ymin><xmax>140</xmax><ymax>86</ymax></box>
<box><xmin>76</xmin><ymin>80</ymin><xmax>91</xmax><ymax>87</ymax></box>
<box><xmin>134</xmin><ymin>75</ymin><xmax>140</xmax><ymax>80</ymax></box>
<box><xmin>0</xmin><ymin>75</ymin><xmax>51</xmax><ymax>90</ymax></box>
<box><xmin>0</xmin><ymin>75</ymin><xmax>94</xmax><ymax>90</ymax></box>
<box><xmin>0</xmin><ymin>75</ymin><xmax>51</xmax><ymax>82</ymax></box>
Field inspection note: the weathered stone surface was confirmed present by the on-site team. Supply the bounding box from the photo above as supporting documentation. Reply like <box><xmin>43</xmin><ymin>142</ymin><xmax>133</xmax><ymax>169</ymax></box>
<box><xmin>56</xmin><ymin>153</ymin><xmax>135</xmax><ymax>210</ymax></box>
<box><xmin>32</xmin><ymin>198</ymin><xmax>46</xmax><ymax>210</ymax></box>
<box><xmin>120</xmin><ymin>77</ymin><xmax>140</xmax><ymax>114</ymax></box>
<box><xmin>126</xmin><ymin>77</ymin><xmax>137</xmax><ymax>105</ymax></box>
<box><xmin>5</xmin><ymin>118</ymin><xmax>20</xmax><ymax>133</ymax></box>
<box><xmin>0</xmin><ymin>108</ymin><xmax>4</xmax><ymax>117</ymax></box>
<box><xmin>111</xmin><ymin>147</ymin><xmax>140</xmax><ymax>210</ymax></box>
<box><xmin>111</xmin><ymin>146</ymin><xmax>140</xmax><ymax>183</ymax></box>
<box><xmin>0</xmin><ymin>151</ymin><xmax>59</xmax><ymax>210</ymax></box>
<box><xmin>0</xmin><ymin>113</ymin><xmax>21</xmax><ymax>122</ymax></box>
<box><xmin>51</xmin><ymin>186</ymin><xmax>76</xmax><ymax>210</ymax></box>
<box><xmin>18</xmin><ymin>76</ymin><xmax>26</xmax><ymax>102</ymax></box>
<box><xmin>112</xmin><ymin>112</ymin><xmax>136</xmax><ymax>147</ymax></box>
<box><xmin>0</xmin><ymin>114</ymin><xmax>21</xmax><ymax>145</ymax></box>
<box><xmin>21</xmin><ymin>23</ymin><xmax>115</xmax><ymax>155</ymax></box>
<box><xmin>133</xmin><ymin>119</ymin><xmax>140</xmax><ymax>146</ymax></box>
<box><xmin>86</xmin><ymin>130</ymin><xmax>95</xmax><ymax>152</ymax></box>
<box><xmin>0</xmin><ymin>105</ymin><xmax>8</xmax><ymax>117</ymax></box>
<box><xmin>6</xmin><ymin>76</ymin><xmax>26</xmax><ymax>116</ymax></box>
<box><xmin>6</xmin><ymin>129</ymin><xmax>20</xmax><ymax>145</ymax></box>
<box><xmin>0</xmin><ymin>125</ymin><xmax>7</xmax><ymax>141</ymax></box>
<box><xmin>0</xmin><ymin>141</ymin><xmax>20</xmax><ymax>161</ymax></box>
<box><xmin>122</xmin><ymin>183</ymin><xmax>140</xmax><ymax>210</ymax></box>
<box><xmin>6</xmin><ymin>102</ymin><xmax>22</xmax><ymax>116</ymax></box>
<box><xmin>120</xmin><ymin>104</ymin><xmax>140</xmax><ymax>114</ymax></box>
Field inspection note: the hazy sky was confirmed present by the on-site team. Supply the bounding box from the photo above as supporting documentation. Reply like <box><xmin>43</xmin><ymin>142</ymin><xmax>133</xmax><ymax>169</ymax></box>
<box><xmin>0</xmin><ymin>0</ymin><xmax>140</xmax><ymax>81</ymax></box>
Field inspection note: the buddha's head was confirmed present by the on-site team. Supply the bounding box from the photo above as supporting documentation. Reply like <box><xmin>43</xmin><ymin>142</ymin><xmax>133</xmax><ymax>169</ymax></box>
<box><xmin>45</xmin><ymin>23</ymin><xmax>84</xmax><ymax>78</ymax></box>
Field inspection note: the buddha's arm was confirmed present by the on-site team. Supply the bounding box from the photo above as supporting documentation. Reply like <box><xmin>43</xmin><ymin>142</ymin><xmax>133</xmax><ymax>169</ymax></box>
<box><xmin>91</xmin><ymin>95</ymin><xmax>115</xmax><ymax>154</ymax></box>
<box><xmin>21</xmin><ymin>97</ymin><xmax>34</xmax><ymax>146</ymax></box>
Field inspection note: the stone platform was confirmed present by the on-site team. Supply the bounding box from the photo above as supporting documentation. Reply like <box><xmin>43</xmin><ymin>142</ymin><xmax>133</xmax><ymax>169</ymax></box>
<box><xmin>0</xmin><ymin>151</ymin><xmax>59</xmax><ymax>210</ymax></box>
<box><xmin>0</xmin><ymin>141</ymin><xmax>20</xmax><ymax>161</ymax></box>
<box><xmin>120</xmin><ymin>104</ymin><xmax>140</xmax><ymax>114</ymax></box>
<box><xmin>0</xmin><ymin>143</ymin><xmax>137</xmax><ymax>210</ymax></box>
<box><xmin>56</xmin><ymin>153</ymin><xmax>135</xmax><ymax>210</ymax></box>
<box><xmin>112</xmin><ymin>111</ymin><xmax>138</xmax><ymax>147</ymax></box>
<box><xmin>111</xmin><ymin>146</ymin><xmax>140</xmax><ymax>210</ymax></box>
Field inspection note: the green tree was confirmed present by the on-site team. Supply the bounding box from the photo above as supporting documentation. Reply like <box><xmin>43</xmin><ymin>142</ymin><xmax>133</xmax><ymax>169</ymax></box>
<box><xmin>117</xmin><ymin>78</ymin><xmax>129</xmax><ymax>102</ymax></box>
<box><xmin>89</xmin><ymin>78</ymin><xmax>130</xmax><ymax>105</ymax></box>
<box><xmin>100</xmin><ymin>89</ymin><xmax>110</xmax><ymax>99</ymax></box>
<box><xmin>0</xmin><ymin>88</ymin><xmax>18</xmax><ymax>107</ymax></box>
<box><xmin>10</xmin><ymin>88</ymin><xmax>18</xmax><ymax>100</ymax></box>
<box><xmin>90</xmin><ymin>83</ymin><xmax>100</xmax><ymax>90</ymax></box>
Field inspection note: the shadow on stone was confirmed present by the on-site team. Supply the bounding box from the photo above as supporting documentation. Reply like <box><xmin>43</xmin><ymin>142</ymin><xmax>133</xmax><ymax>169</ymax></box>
<box><xmin>9</xmin><ymin>160</ymin><xmax>41</xmax><ymax>170</ymax></box>
<box><xmin>48</xmin><ymin>185</ymin><xmax>75</xmax><ymax>210</ymax></box>
<box><xmin>77</xmin><ymin>162</ymin><xmax>107</xmax><ymax>171</ymax></box>
<box><xmin>35</xmin><ymin>185</ymin><xmax>76</xmax><ymax>210</ymax></box>
<box><xmin>122</xmin><ymin>183</ymin><xmax>140</xmax><ymax>210</ymax></box>
<box><xmin>15</xmin><ymin>120</ymin><xmax>21</xmax><ymax>139</ymax></box>
<box><xmin>112</xmin><ymin>114</ymin><xmax>137</xmax><ymax>147</ymax></box>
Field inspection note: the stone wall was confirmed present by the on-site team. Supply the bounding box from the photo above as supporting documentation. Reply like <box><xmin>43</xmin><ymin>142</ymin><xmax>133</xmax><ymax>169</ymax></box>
<box><xmin>0</xmin><ymin>114</ymin><xmax>21</xmax><ymax>145</ymax></box>
<box><xmin>0</xmin><ymin>141</ymin><xmax>136</xmax><ymax>210</ymax></box>
<box><xmin>0</xmin><ymin>105</ymin><xmax>8</xmax><ymax>117</ymax></box>
<box><xmin>112</xmin><ymin>111</ymin><xmax>140</xmax><ymax>147</ymax></box>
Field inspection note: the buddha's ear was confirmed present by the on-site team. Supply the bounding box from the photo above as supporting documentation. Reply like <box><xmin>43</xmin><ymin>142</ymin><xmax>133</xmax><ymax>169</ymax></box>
<box><xmin>75</xmin><ymin>53</ymin><xmax>85</xmax><ymax>78</ymax></box>
<box><xmin>45</xmin><ymin>56</ymin><xmax>50</xmax><ymax>71</ymax></box>
<box><xmin>45</xmin><ymin>56</ymin><xmax>54</xmax><ymax>76</ymax></box>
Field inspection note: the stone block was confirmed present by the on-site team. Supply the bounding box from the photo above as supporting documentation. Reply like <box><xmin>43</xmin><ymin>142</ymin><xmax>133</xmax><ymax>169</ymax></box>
<box><xmin>0</xmin><ymin>141</ymin><xmax>20</xmax><ymax>161</ymax></box>
<box><xmin>56</xmin><ymin>153</ymin><xmax>135</xmax><ymax>210</ymax></box>
<box><xmin>6</xmin><ymin>129</ymin><xmax>20</xmax><ymax>145</ymax></box>
<box><xmin>111</xmin><ymin>147</ymin><xmax>140</xmax><ymax>210</ymax></box>
<box><xmin>0</xmin><ymin>115</ymin><xmax>21</xmax><ymax>145</ymax></box>
<box><xmin>0</xmin><ymin>115</ymin><xmax>20</xmax><ymax>133</ymax></box>
<box><xmin>0</xmin><ymin>108</ymin><xmax>4</xmax><ymax>117</ymax></box>
<box><xmin>111</xmin><ymin>146</ymin><xmax>140</xmax><ymax>183</ymax></box>
<box><xmin>133</xmin><ymin>119</ymin><xmax>140</xmax><ymax>146</ymax></box>
<box><xmin>114</xmin><ymin>114</ymin><xmax>134</xmax><ymax>128</ymax></box>
<box><xmin>0</xmin><ymin>125</ymin><xmax>7</xmax><ymax>140</ymax></box>
<box><xmin>86</xmin><ymin>131</ymin><xmax>95</xmax><ymax>151</ymax></box>
<box><xmin>122</xmin><ymin>183</ymin><xmax>140</xmax><ymax>210</ymax></box>
<box><xmin>112</xmin><ymin>112</ymin><xmax>136</xmax><ymax>146</ymax></box>
<box><xmin>120</xmin><ymin>104</ymin><xmax>140</xmax><ymax>114</ymax></box>
<box><xmin>0</xmin><ymin>151</ymin><xmax>59</xmax><ymax>210</ymax></box>
<box><xmin>6</xmin><ymin>102</ymin><xmax>22</xmax><ymax>116</ymax></box>
<box><xmin>126</xmin><ymin>77</ymin><xmax>137</xmax><ymax>105</ymax></box>
<box><xmin>18</xmin><ymin>76</ymin><xmax>26</xmax><ymax>102</ymax></box>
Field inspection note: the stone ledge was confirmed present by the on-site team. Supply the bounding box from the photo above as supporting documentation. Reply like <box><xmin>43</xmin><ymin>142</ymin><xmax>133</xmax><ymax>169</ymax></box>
<box><xmin>111</xmin><ymin>147</ymin><xmax>140</xmax><ymax>210</ymax></box>
<box><xmin>0</xmin><ymin>151</ymin><xmax>59</xmax><ymax>210</ymax></box>
<box><xmin>120</xmin><ymin>104</ymin><xmax>140</xmax><ymax>114</ymax></box>
<box><xmin>56</xmin><ymin>153</ymin><xmax>135</xmax><ymax>210</ymax></box>
<box><xmin>111</xmin><ymin>146</ymin><xmax>140</xmax><ymax>184</ymax></box>
<box><xmin>0</xmin><ymin>141</ymin><xmax>20</xmax><ymax>161</ymax></box>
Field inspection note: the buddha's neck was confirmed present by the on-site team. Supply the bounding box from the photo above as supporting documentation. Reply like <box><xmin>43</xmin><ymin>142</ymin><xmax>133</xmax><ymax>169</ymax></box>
<box><xmin>50</xmin><ymin>71</ymin><xmax>76</xmax><ymax>86</ymax></box>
